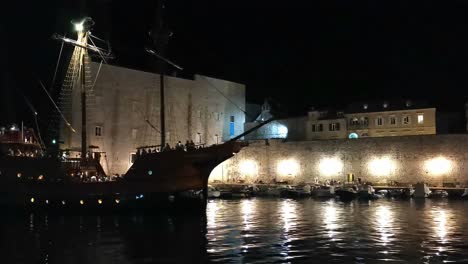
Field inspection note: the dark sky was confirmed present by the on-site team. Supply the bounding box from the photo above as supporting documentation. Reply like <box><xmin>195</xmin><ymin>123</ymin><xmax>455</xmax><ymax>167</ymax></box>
<box><xmin>2</xmin><ymin>0</ymin><xmax>468</xmax><ymax>125</ymax></box>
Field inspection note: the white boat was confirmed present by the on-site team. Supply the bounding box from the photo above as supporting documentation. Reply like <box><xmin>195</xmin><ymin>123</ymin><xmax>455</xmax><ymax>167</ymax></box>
<box><xmin>462</xmin><ymin>188</ymin><xmax>468</xmax><ymax>198</ymax></box>
<box><xmin>207</xmin><ymin>185</ymin><xmax>221</xmax><ymax>198</ymax></box>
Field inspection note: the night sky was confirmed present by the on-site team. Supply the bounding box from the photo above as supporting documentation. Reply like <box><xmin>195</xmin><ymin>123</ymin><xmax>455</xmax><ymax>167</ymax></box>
<box><xmin>2</xmin><ymin>0</ymin><xmax>468</xmax><ymax>126</ymax></box>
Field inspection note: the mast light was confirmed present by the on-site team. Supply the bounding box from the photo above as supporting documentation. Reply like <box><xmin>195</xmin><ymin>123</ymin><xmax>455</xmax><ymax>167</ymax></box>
<box><xmin>74</xmin><ymin>22</ymin><xmax>84</xmax><ymax>32</ymax></box>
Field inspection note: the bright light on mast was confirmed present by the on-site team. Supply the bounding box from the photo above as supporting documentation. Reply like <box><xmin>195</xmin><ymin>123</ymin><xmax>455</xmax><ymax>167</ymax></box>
<box><xmin>74</xmin><ymin>22</ymin><xmax>84</xmax><ymax>32</ymax></box>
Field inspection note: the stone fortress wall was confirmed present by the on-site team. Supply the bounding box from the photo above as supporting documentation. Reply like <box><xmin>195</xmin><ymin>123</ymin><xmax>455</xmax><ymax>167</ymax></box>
<box><xmin>210</xmin><ymin>134</ymin><xmax>468</xmax><ymax>186</ymax></box>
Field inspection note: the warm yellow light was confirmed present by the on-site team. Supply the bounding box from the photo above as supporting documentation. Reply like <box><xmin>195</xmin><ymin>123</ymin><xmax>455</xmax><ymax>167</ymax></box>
<box><xmin>277</xmin><ymin>159</ymin><xmax>300</xmax><ymax>176</ymax></box>
<box><xmin>30</xmin><ymin>198</ymin><xmax>35</xmax><ymax>203</ymax></box>
<box><xmin>318</xmin><ymin>157</ymin><xmax>343</xmax><ymax>176</ymax></box>
<box><xmin>17</xmin><ymin>172</ymin><xmax>22</xmax><ymax>178</ymax></box>
<box><xmin>62</xmin><ymin>200</ymin><xmax>66</xmax><ymax>205</ymax></box>
<box><xmin>38</xmin><ymin>175</ymin><xmax>44</xmax><ymax>180</ymax></box>
<box><xmin>368</xmin><ymin>157</ymin><xmax>396</xmax><ymax>176</ymax></box>
<box><xmin>239</xmin><ymin>160</ymin><xmax>258</xmax><ymax>177</ymax></box>
<box><xmin>45</xmin><ymin>200</ymin><xmax>49</xmax><ymax>204</ymax></box>
<box><xmin>80</xmin><ymin>200</ymin><xmax>84</xmax><ymax>205</ymax></box>
<box><xmin>425</xmin><ymin>157</ymin><xmax>452</xmax><ymax>175</ymax></box>
<box><xmin>115</xmin><ymin>199</ymin><xmax>120</xmax><ymax>204</ymax></box>
<box><xmin>98</xmin><ymin>199</ymin><xmax>103</xmax><ymax>204</ymax></box>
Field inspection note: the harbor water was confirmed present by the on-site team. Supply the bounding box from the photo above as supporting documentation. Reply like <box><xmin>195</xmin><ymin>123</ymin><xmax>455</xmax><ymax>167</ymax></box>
<box><xmin>2</xmin><ymin>198</ymin><xmax>468</xmax><ymax>263</ymax></box>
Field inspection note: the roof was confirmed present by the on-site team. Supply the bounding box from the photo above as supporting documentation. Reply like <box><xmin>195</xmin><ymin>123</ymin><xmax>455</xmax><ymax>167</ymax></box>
<box><xmin>345</xmin><ymin>100</ymin><xmax>433</xmax><ymax>114</ymax></box>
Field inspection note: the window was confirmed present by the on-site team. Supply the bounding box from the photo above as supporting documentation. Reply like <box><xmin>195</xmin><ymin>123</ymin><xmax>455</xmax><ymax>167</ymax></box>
<box><xmin>376</xmin><ymin>117</ymin><xmax>383</xmax><ymax>126</ymax></box>
<box><xmin>197</xmin><ymin>110</ymin><xmax>202</xmax><ymax>118</ymax></box>
<box><xmin>214</xmin><ymin>134</ymin><xmax>219</xmax><ymax>144</ymax></box>
<box><xmin>230</xmin><ymin>116</ymin><xmax>235</xmax><ymax>137</ymax></box>
<box><xmin>95</xmin><ymin>126</ymin><xmax>102</xmax><ymax>137</ymax></box>
<box><xmin>350</xmin><ymin>117</ymin><xmax>359</xmax><ymax>125</ymax></box>
<box><xmin>132</xmin><ymin>129</ymin><xmax>138</xmax><ymax>140</ymax></box>
<box><xmin>417</xmin><ymin>114</ymin><xmax>424</xmax><ymax>124</ymax></box>
<box><xmin>130</xmin><ymin>153</ymin><xmax>137</xmax><ymax>164</ymax></box>
<box><xmin>361</xmin><ymin>117</ymin><xmax>369</xmax><ymax>125</ymax></box>
<box><xmin>318</xmin><ymin>124</ymin><xmax>323</xmax><ymax>132</ymax></box>
<box><xmin>329</xmin><ymin>123</ymin><xmax>340</xmax><ymax>131</ymax></box>
<box><xmin>311</xmin><ymin>124</ymin><xmax>316</xmax><ymax>132</ymax></box>
<box><xmin>403</xmin><ymin>115</ymin><xmax>410</xmax><ymax>125</ymax></box>
<box><xmin>389</xmin><ymin>116</ymin><xmax>396</xmax><ymax>125</ymax></box>
<box><xmin>215</xmin><ymin>112</ymin><xmax>220</xmax><ymax>121</ymax></box>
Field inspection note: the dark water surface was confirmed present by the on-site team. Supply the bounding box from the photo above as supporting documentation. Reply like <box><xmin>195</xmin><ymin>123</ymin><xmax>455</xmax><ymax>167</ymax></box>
<box><xmin>2</xmin><ymin>198</ymin><xmax>468</xmax><ymax>263</ymax></box>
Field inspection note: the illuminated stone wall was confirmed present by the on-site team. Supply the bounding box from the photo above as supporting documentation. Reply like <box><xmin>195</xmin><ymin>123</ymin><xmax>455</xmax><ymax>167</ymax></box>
<box><xmin>210</xmin><ymin>134</ymin><xmax>468</xmax><ymax>185</ymax></box>
<box><xmin>63</xmin><ymin>63</ymin><xmax>245</xmax><ymax>175</ymax></box>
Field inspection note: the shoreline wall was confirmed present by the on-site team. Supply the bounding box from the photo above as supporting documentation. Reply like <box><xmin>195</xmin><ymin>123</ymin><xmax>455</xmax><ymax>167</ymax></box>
<box><xmin>209</xmin><ymin>134</ymin><xmax>468</xmax><ymax>185</ymax></box>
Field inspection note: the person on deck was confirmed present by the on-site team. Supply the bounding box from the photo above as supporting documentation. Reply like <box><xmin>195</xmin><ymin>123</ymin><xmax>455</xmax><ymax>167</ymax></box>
<box><xmin>176</xmin><ymin>141</ymin><xmax>184</xmax><ymax>151</ymax></box>
<box><xmin>162</xmin><ymin>143</ymin><xmax>172</xmax><ymax>152</ymax></box>
<box><xmin>187</xmin><ymin>140</ymin><xmax>196</xmax><ymax>151</ymax></box>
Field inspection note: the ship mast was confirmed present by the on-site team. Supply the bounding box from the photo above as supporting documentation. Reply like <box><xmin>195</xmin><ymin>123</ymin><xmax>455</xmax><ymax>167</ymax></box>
<box><xmin>154</xmin><ymin>0</ymin><xmax>167</xmax><ymax>147</ymax></box>
<box><xmin>145</xmin><ymin>2</ymin><xmax>183</xmax><ymax>148</ymax></box>
<box><xmin>53</xmin><ymin>18</ymin><xmax>112</xmax><ymax>160</ymax></box>
<box><xmin>77</xmin><ymin>25</ymin><xmax>89</xmax><ymax>160</ymax></box>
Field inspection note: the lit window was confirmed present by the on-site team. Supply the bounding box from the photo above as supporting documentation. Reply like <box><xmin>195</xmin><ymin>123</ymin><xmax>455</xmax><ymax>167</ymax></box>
<box><xmin>95</xmin><ymin>126</ymin><xmax>103</xmax><ymax>137</ymax></box>
<box><xmin>389</xmin><ymin>116</ymin><xmax>396</xmax><ymax>125</ymax></box>
<box><xmin>417</xmin><ymin>114</ymin><xmax>424</xmax><ymax>124</ymax></box>
<box><xmin>230</xmin><ymin>116</ymin><xmax>235</xmax><ymax>137</ymax></box>
<box><xmin>403</xmin><ymin>115</ymin><xmax>410</xmax><ymax>125</ymax></box>
<box><xmin>376</xmin><ymin>117</ymin><xmax>384</xmax><ymax>126</ymax></box>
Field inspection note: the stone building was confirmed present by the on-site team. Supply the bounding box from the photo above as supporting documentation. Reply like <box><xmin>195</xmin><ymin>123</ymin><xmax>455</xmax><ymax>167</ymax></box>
<box><xmin>244</xmin><ymin>101</ymin><xmax>306</xmax><ymax>140</ymax></box>
<box><xmin>345</xmin><ymin>100</ymin><xmax>436</xmax><ymax>138</ymax></box>
<box><xmin>305</xmin><ymin>109</ymin><xmax>347</xmax><ymax>140</ymax></box>
<box><xmin>61</xmin><ymin>62</ymin><xmax>246</xmax><ymax>175</ymax></box>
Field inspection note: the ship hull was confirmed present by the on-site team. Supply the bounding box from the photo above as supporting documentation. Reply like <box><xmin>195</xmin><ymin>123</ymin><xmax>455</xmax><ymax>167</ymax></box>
<box><xmin>0</xmin><ymin>141</ymin><xmax>244</xmax><ymax>210</ymax></box>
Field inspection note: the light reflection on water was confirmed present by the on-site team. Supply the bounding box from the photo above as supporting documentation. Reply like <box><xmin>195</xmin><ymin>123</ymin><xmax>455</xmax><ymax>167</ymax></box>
<box><xmin>2</xmin><ymin>198</ymin><xmax>468</xmax><ymax>263</ymax></box>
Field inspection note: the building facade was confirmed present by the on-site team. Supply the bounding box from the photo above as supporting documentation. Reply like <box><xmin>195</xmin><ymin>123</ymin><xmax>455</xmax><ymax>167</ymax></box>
<box><xmin>61</xmin><ymin>62</ymin><xmax>246</xmax><ymax>175</ymax></box>
<box><xmin>345</xmin><ymin>101</ymin><xmax>436</xmax><ymax>139</ymax></box>
<box><xmin>305</xmin><ymin>110</ymin><xmax>347</xmax><ymax>140</ymax></box>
